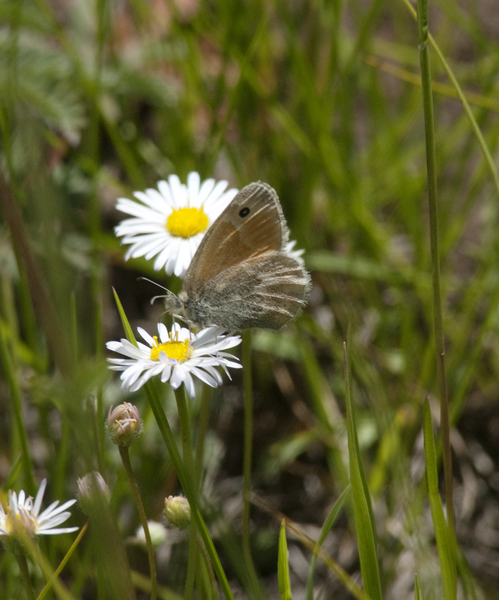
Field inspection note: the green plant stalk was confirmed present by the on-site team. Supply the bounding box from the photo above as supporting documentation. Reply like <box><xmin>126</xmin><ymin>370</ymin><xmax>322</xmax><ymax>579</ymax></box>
<box><xmin>305</xmin><ymin>485</ymin><xmax>351</xmax><ymax>600</ymax></box>
<box><xmin>0</xmin><ymin>320</ymin><xmax>36</xmax><ymax>492</ymax></box>
<box><xmin>402</xmin><ymin>0</ymin><xmax>499</xmax><ymax>198</ymax></box>
<box><xmin>17</xmin><ymin>554</ymin><xmax>36</xmax><ymax>600</ymax></box>
<box><xmin>252</xmin><ymin>493</ymin><xmax>370</xmax><ymax>600</ymax></box>
<box><xmin>241</xmin><ymin>331</ymin><xmax>263</xmax><ymax>599</ymax></box>
<box><xmin>174</xmin><ymin>387</ymin><xmax>198</xmax><ymax>600</ymax></box>
<box><xmin>343</xmin><ymin>339</ymin><xmax>383</xmax><ymax>600</ymax></box>
<box><xmin>145</xmin><ymin>382</ymin><xmax>234</xmax><ymax>600</ymax></box>
<box><xmin>16</xmin><ymin>529</ymin><xmax>77</xmax><ymax>600</ymax></box>
<box><xmin>119</xmin><ymin>446</ymin><xmax>157</xmax><ymax>600</ymax></box>
<box><xmin>38</xmin><ymin>522</ymin><xmax>89</xmax><ymax>600</ymax></box>
<box><xmin>278</xmin><ymin>520</ymin><xmax>292</xmax><ymax>600</ymax></box>
<box><xmin>241</xmin><ymin>331</ymin><xmax>253</xmax><ymax>561</ymax></box>
<box><xmin>416</xmin><ymin>0</ymin><xmax>455</xmax><ymax>538</ymax></box>
<box><xmin>90</xmin><ymin>397</ymin><xmax>106</xmax><ymax>476</ymax></box>
<box><xmin>195</xmin><ymin>385</ymin><xmax>212</xmax><ymax>480</ymax></box>
<box><xmin>423</xmin><ymin>399</ymin><xmax>457</xmax><ymax>599</ymax></box>
<box><xmin>113</xmin><ymin>290</ymin><xmax>234</xmax><ymax>600</ymax></box>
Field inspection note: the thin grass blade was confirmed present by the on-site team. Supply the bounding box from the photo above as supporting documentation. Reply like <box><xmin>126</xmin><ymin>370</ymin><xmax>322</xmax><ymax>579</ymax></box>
<box><xmin>344</xmin><ymin>338</ymin><xmax>383</xmax><ymax>600</ymax></box>
<box><xmin>423</xmin><ymin>399</ymin><xmax>457</xmax><ymax>600</ymax></box>
<box><xmin>278</xmin><ymin>519</ymin><xmax>293</xmax><ymax>600</ymax></box>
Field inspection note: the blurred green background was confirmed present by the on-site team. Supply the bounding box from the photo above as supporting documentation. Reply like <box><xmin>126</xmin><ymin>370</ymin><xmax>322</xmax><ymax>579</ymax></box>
<box><xmin>1</xmin><ymin>0</ymin><xmax>499</xmax><ymax>598</ymax></box>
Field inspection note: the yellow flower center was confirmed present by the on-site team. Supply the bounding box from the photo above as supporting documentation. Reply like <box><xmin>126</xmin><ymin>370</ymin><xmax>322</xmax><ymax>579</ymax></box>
<box><xmin>166</xmin><ymin>207</ymin><xmax>209</xmax><ymax>239</ymax></box>
<box><xmin>150</xmin><ymin>335</ymin><xmax>192</xmax><ymax>362</ymax></box>
<box><xmin>5</xmin><ymin>507</ymin><xmax>36</xmax><ymax>537</ymax></box>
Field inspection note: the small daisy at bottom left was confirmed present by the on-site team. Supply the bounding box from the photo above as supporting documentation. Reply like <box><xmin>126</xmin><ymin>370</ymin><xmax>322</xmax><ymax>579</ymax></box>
<box><xmin>0</xmin><ymin>479</ymin><xmax>78</xmax><ymax>541</ymax></box>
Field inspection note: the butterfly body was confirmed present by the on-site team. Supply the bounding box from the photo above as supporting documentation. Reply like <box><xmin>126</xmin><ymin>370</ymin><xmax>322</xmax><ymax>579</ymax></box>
<box><xmin>166</xmin><ymin>182</ymin><xmax>310</xmax><ymax>330</ymax></box>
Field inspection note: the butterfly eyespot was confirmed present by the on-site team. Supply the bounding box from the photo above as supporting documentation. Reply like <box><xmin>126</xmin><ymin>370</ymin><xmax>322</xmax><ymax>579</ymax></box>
<box><xmin>239</xmin><ymin>207</ymin><xmax>250</xmax><ymax>218</ymax></box>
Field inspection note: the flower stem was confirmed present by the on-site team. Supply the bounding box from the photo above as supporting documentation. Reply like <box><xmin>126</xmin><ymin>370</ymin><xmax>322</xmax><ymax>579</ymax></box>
<box><xmin>416</xmin><ymin>0</ymin><xmax>454</xmax><ymax>537</ymax></box>
<box><xmin>242</xmin><ymin>331</ymin><xmax>253</xmax><ymax>556</ymax></box>
<box><xmin>195</xmin><ymin>385</ymin><xmax>212</xmax><ymax>483</ymax></box>
<box><xmin>241</xmin><ymin>331</ymin><xmax>263</xmax><ymax>599</ymax></box>
<box><xmin>17</xmin><ymin>554</ymin><xmax>36</xmax><ymax>600</ymax></box>
<box><xmin>174</xmin><ymin>387</ymin><xmax>198</xmax><ymax>600</ymax></box>
<box><xmin>118</xmin><ymin>446</ymin><xmax>157</xmax><ymax>600</ymax></box>
<box><xmin>0</xmin><ymin>321</ymin><xmax>36</xmax><ymax>492</ymax></box>
<box><xmin>144</xmin><ymin>380</ymin><xmax>235</xmax><ymax>600</ymax></box>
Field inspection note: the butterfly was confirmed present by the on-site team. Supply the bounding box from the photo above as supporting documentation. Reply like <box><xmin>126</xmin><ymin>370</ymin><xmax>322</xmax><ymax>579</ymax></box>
<box><xmin>164</xmin><ymin>181</ymin><xmax>310</xmax><ymax>330</ymax></box>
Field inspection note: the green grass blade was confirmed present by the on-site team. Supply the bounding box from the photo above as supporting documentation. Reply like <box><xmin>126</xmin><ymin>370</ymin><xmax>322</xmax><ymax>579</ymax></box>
<box><xmin>402</xmin><ymin>0</ymin><xmax>499</xmax><ymax>198</ymax></box>
<box><xmin>112</xmin><ymin>288</ymin><xmax>137</xmax><ymax>344</ymax></box>
<box><xmin>344</xmin><ymin>338</ymin><xmax>383</xmax><ymax>600</ymax></box>
<box><xmin>414</xmin><ymin>573</ymin><xmax>422</xmax><ymax>600</ymax></box>
<box><xmin>278</xmin><ymin>520</ymin><xmax>293</xmax><ymax>600</ymax></box>
<box><xmin>305</xmin><ymin>485</ymin><xmax>351</xmax><ymax>600</ymax></box>
<box><xmin>423</xmin><ymin>399</ymin><xmax>457</xmax><ymax>600</ymax></box>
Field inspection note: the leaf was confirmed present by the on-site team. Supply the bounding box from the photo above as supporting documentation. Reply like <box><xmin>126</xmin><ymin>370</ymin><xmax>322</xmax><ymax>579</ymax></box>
<box><xmin>305</xmin><ymin>485</ymin><xmax>351</xmax><ymax>600</ymax></box>
<box><xmin>423</xmin><ymin>399</ymin><xmax>457</xmax><ymax>600</ymax></box>
<box><xmin>344</xmin><ymin>336</ymin><xmax>383</xmax><ymax>600</ymax></box>
<box><xmin>278</xmin><ymin>520</ymin><xmax>293</xmax><ymax>600</ymax></box>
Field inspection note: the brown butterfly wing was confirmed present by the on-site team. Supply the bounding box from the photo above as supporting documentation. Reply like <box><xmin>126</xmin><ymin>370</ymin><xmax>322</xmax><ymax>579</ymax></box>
<box><xmin>183</xmin><ymin>182</ymin><xmax>287</xmax><ymax>296</ymax></box>
<box><xmin>183</xmin><ymin>252</ymin><xmax>310</xmax><ymax>329</ymax></box>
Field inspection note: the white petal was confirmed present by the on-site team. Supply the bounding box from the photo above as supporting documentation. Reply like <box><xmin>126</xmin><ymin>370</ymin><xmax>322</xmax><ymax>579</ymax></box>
<box><xmin>38</xmin><ymin>526</ymin><xmax>79</xmax><ymax>535</ymax></box>
<box><xmin>191</xmin><ymin>368</ymin><xmax>218</xmax><ymax>387</ymax></box>
<box><xmin>138</xmin><ymin>328</ymin><xmax>155</xmax><ymax>347</ymax></box>
<box><xmin>187</xmin><ymin>172</ymin><xmax>200</xmax><ymax>207</ymax></box>
<box><xmin>168</xmin><ymin>175</ymin><xmax>186</xmax><ymax>209</ymax></box>
<box><xmin>203</xmin><ymin>180</ymin><xmax>231</xmax><ymax>210</ymax></box>
<box><xmin>183</xmin><ymin>371</ymin><xmax>196</xmax><ymax>398</ymax></box>
<box><xmin>197</xmin><ymin>178</ymin><xmax>216</xmax><ymax>205</ymax></box>
<box><xmin>32</xmin><ymin>478</ymin><xmax>47</xmax><ymax>517</ymax></box>
<box><xmin>157</xmin><ymin>180</ymin><xmax>174</xmax><ymax>206</ymax></box>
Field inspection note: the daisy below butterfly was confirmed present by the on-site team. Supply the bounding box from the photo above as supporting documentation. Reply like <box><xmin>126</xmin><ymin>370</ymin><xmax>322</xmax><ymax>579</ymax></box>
<box><xmin>108</xmin><ymin>172</ymin><xmax>309</xmax><ymax>396</ymax></box>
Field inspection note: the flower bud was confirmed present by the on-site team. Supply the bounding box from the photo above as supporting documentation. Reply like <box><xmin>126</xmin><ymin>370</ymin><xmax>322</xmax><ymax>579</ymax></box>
<box><xmin>77</xmin><ymin>472</ymin><xmax>110</xmax><ymax>516</ymax></box>
<box><xmin>164</xmin><ymin>496</ymin><xmax>191</xmax><ymax>530</ymax></box>
<box><xmin>107</xmin><ymin>403</ymin><xmax>142</xmax><ymax>447</ymax></box>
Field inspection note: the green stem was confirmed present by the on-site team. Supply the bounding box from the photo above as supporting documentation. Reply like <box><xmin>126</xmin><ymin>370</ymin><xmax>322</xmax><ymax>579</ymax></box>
<box><xmin>416</xmin><ymin>0</ymin><xmax>454</xmax><ymax>537</ymax></box>
<box><xmin>195</xmin><ymin>385</ymin><xmax>212</xmax><ymax>484</ymax></box>
<box><xmin>0</xmin><ymin>320</ymin><xmax>36</xmax><ymax>492</ymax></box>
<box><xmin>403</xmin><ymin>0</ymin><xmax>499</xmax><ymax>199</ymax></box>
<box><xmin>241</xmin><ymin>331</ymin><xmax>253</xmax><ymax>558</ymax></box>
<box><xmin>144</xmin><ymin>380</ymin><xmax>235</xmax><ymax>600</ymax></box>
<box><xmin>119</xmin><ymin>446</ymin><xmax>157</xmax><ymax>600</ymax></box>
<box><xmin>17</xmin><ymin>554</ymin><xmax>36</xmax><ymax>600</ymax></box>
<box><xmin>90</xmin><ymin>396</ymin><xmax>105</xmax><ymax>476</ymax></box>
<box><xmin>241</xmin><ymin>331</ymin><xmax>263</xmax><ymax>599</ymax></box>
<box><xmin>174</xmin><ymin>387</ymin><xmax>198</xmax><ymax>600</ymax></box>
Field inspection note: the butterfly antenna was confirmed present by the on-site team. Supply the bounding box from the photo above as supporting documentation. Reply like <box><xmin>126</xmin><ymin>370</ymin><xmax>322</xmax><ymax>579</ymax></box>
<box><xmin>151</xmin><ymin>293</ymin><xmax>168</xmax><ymax>305</ymax></box>
<box><xmin>137</xmin><ymin>276</ymin><xmax>168</xmax><ymax>292</ymax></box>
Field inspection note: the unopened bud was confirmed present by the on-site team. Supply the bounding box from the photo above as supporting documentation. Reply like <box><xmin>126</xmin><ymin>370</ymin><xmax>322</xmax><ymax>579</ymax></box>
<box><xmin>77</xmin><ymin>472</ymin><xmax>110</xmax><ymax>516</ymax></box>
<box><xmin>164</xmin><ymin>496</ymin><xmax>191</xmax><ymax>530</ymax></box>
<box><xmin>107</xmin><ymin>403</ymin><xmax>142</xmax><ymax>447</ymax></box>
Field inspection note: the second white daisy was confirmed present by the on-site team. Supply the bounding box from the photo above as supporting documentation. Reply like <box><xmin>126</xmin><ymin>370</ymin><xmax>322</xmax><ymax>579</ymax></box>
<box><xmin>106</xmin><ymin>323</ymin><xmax>242</xmax><ymax>398</ymax></box>
<box><xmin>0</xmin><ymin>479</ymin><xmax>78</xmax><ymax>541</ymax></box>
<box><xmin>115</xmin><ymin>172</ymin><xmax>238</xmax><ymax>278</ymax></box>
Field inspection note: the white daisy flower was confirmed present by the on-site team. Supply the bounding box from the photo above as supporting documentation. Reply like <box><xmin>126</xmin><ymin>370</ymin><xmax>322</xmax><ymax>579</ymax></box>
<box><xmin>106</xmin><ymin>323</ymin><xmax>242</xmax><ymax>398</ymax></box>
<box><xmin>115</xmin><ymin>172</ymin><xmax>238</xmax><ymax>278</ymax></box>
<box><xmin>0</xmin><ymin>479</ymin><xmax>78</xmax><ymax>539</ymax></box>
<box><xmin>285</xmin><ymin>240</ymin><xmax>306</xmax><ymax>267</ymax></box>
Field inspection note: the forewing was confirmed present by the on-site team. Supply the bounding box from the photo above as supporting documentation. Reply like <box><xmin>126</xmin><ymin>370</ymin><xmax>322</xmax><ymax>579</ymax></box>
<box><xmin>184</xmin><ymin>182</ymin><xmax>288</xmax><ymax>295</ymax></box>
